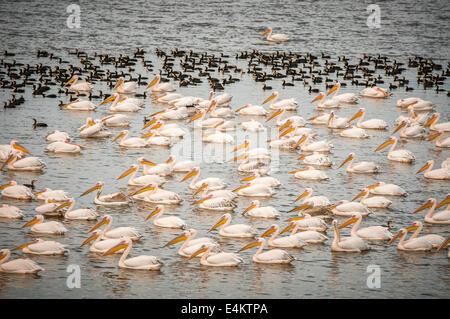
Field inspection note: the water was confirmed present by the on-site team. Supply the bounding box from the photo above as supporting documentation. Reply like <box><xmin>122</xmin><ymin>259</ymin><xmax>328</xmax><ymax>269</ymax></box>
<box><xmin>0</xmin><ymin>0</ymin><xmax>449</xmax><ymax>299</ymax></box>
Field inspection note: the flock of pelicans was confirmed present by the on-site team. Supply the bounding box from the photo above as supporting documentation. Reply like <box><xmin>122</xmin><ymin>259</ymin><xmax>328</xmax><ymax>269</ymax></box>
<box><xmin>0</xmin><ymin>32</ymin><xmax>449</xmax><ymax>274</ymax></box>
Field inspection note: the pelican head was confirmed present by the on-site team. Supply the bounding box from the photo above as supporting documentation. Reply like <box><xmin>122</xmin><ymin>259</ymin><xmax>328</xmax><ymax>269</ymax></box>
<box><xmin>163</xmin><ymin>230</ymin><xmax>190</xmax><ymax>247</ymax></box>
<box><xmin>427</xmin><ymin>131</ymin><xmax>442</xmax><ymax>141</ymax></box>
<box><xmin>88</xmin><ymin>214</ymin><xmax>112</xmax><ymax>233</ymax></box>
<box><xmin>327</xmin><ymin>82</ymin><xmax>341</xmax><ymax>96</ymax></box>
<box><xmin>388</xmin><ymin>228</ymin><xmax>407</xmax><ymax>245</ymax></box>
<box><xmin>311</xmin><ymin>92</ymin><xmax>325</xmax><ymax>103</ymax></box>
<box><xmin>208</xmin><ymin>213</ymin><xmax>231</xmax><ymax>233</ymax></box>
<box><xmin>374</xmin><ymin>137</ymin><xmax>396</xmax><ymax>152</ymax></box>
<box><xmin>352</xmin><ymin>188</ymin><xmax>369</xmax><ymax>201</ymax></box>
<box><xmin>263</xmin><ymin>91</ymin><xmax>278</xmax><ymax>104</ymax></box>
<box><xmin>242</xmin><ymin>200</ymin><xmax>259</xmax><ymax>215</ymax></box>
<box><xmin>411</xmin><ymin>198</ymin><xmax>435</xmax><ymax>214</ymax></box>
<box><xmin>392</xmin><ymin>121</ymin><xmax>407</xmax><ymax>134</ymax></box>
<box><xmin>112</xmin><ymin>130</ymin><xmax>128</xmax><ymax>142</ymax></box>
<box><xmin>12</xmin><ymin>238</ymin><xmax>41</xmax><ymax>251</ymax></box>
<box><xmin>103</xmin><ymin>238</ymin><xmax>130</xmax><ymax>256</ymax></box>
<box><xmin>238</xmin><ymin>237</ymin><xmax>263</xmax><ymax>252</ymax></box>
<box><xmin>128</xmin><ymin>183</ymin><xmax>156</xmax><ymax>197</ymax></box>
<box><xmin>117</xmin><ymin>164</ymin><xmax>139</xmax><ymax>180</ymax></box>
<box><xmin>80</xmin><ymin>231</ymin><xmax>101</xmax><ymax>247</ymax></box>
<box><xmin>232</xmin><ymin>140</ymin><xmax>249</xmax><ymax>152</ymax></box>
<box><xmin>181</xmin><ymin>167</ymin><xmax>200</xmax><ymax>182</ymax></box>
<box><xmin>416</xmin><ymin>160</ymin><xmax>433</xmax><ymax>174</ymax></box>
<box><xmin>280</xmin><ymin>221</ymin><xmax>298</xmax><ymax>234</ymax></box>
<box><xmin>260</xmin><ymin>224</ymin><xmax>279</xmax><ymax>238</ymax></box>
<box><xmin>338</xmin><ymin>213</ymin><xmax>362</xmax><ymax>229</ymax></box>
<box><xmin>113</xmin><ymin>77</ymin><xmax>125</xmax><ymax>90</ymax></box>
<box><xmin>261</xmin><ymin>27</ymin><xmax>272</xmax><ymax>36</ymax></box>
<box><xmin>435</xmin><ymin>194</ymin><xmax>450</xmax><ymax>209</ymax></box>
<box><xmin>347</xmin><ymin>108</ymin><xmax>365</xmax><ymax>123</ymax></box>
<box><xmin>338</xmin><ymin>153</ymin><xmax>355</xmax><ymax>169</ymax></box>
<box><xmin>22</xmin><ymin>215</ymin><xmax>44</xmax><ymax>228</ymax></box>
<box><xmin>146</xmin><ymin>75</ymin><xmax>160</xmax><ymax>89</ymax></box>
<box><xmin>145</xmin><ymin>205</ymin><xmax>163</xmax><ymax>221</ymax></box>
<box><xmin>80</xmin><ymin>182</ymin><xmax>104</xmax><ymax>197</ymax></box>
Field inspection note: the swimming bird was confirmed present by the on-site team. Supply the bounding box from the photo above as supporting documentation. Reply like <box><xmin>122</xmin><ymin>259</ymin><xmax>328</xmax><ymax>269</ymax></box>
<box><xmin>22</xmin><ymin>214</ymin><xmax>68</xmax><ymax>235</ymax></box>
<box><xmin>261</xmin><ymin>27</ymin><xmax>290</xmax><ymax>42</ymax></box>
<box><xmin>208</xmin><ymin>213</ymin><xmax>257</xmax><ymax>238</ymax></box>
<box><xmin>338</xmin><ymin>213</ymin><xmax>393</xmax><ymax>241</ymax></box>
<box><xmin>88</xmin><ymin>215</ymin><xmax>142</xmax><ymax>241</ymax></box>
<box><xmin>238</xmin><ymin>237</ymin><xmax>295</xmax><ymax>264</ymax></box>
<box><xmin>374</xmin><ymin>136</ymin><xmax>415</xmax><ymax>163</ymax></box>
<box><xmin>0</xmin><ymin>249</ymin><xmax>44</xmax><ymax>274</ymax></box>
<box><xmin>145</xmin><ymin>205</ymin><xmax>186</xmax><ymax>229</ymax></box>
<box><xmin>80</xmin><ymin>181</ymin><xmax>130</xmax><ymax>206</ymax></box>
<box><xmin>330</xmin><ymin>220</ymin><xmax>370</xmax><ymax>252</ymax></box>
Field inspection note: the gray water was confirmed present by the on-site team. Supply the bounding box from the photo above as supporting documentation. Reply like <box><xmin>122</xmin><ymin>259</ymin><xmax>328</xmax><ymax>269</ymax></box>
<box><xmin>0</xmin><ymin>0</ymin><xmax>449</xmax><ymax>299</ymax></box>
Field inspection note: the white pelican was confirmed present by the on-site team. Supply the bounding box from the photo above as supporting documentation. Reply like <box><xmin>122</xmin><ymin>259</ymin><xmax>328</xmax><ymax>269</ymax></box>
<box><xmin>117</xmin><ymin>164</ymin><xmax>166</xmax><ymax>187</ymax></box>
<box><xmin>263</xmin><ymin>91</ymin><xmax>298</xmax><ymax>111</ymax></box>
<box><xmin>326</xmin><ymin>111</ymin><xmax>348</xmax><ymax>129</ymax></box>
<box><xmin>0</xmin><ymin>204</ymin><xmax>23</xmax><ymax>219</ymax></box>
<box><xmin>235</xmin><ymin>104</ymin><xmax>268</xmax><ymax>116</ymax></box>
<box><xmin>424</xmin><ymin>113</ymin><xmax>450</xmax><ymax>132</ymax></box>
<box><xmin>312</xmin><ymin>92</ymin><xmax>340</xmax><ymax>109</ymax></box>
<box><xmin>35</xmin><ymin>199</ymin><xmax>63</xmax><ymax>216</ymax></box>
<box><xmin>205</xmin><ymin>100</ymin><xmax>233</xmax><ymax>118</ymax></box>
<box><xmin>80</xmin><ymin>229</ymin><xmax>125</xmax><ymax>254</ymax></box>
<box><xmin>0</xmin><ymin>140</ymin><xmax>27</xmax><ymax>161</ymax></box>
<box><xmin>12</xmin><ymin>239</ymin><xmax>69</xmax><ymax>255</ymax></box>
<box><xmin>260</xmin><ymin>224</ymin><xmax>306</xmax><ymax>248</ymax></box>
<box><xmin>193</xmin><ymin>183</ymin><xmax>237</xmax><ymax>201</ymax></box>
<box><xmin>397</xmin><ymin>98</ymin><xmax>434</xmax><ymax>112</ymax></box>
<box><xmin>240</xmin><ymin>172</ymin><xmax>281</xmax><ymax>188</ymax></box>
<box><xmin>114</xmin><ymin>76</ymin><xmax>137</xmax><ymax>94</ymax></box>
<box><xmin>208</xmin><ymin>213</ymin><xmax>257</xmax><ymax>238</ymax></box>
<box><xmin>242</xmin><ymin>200</ymin><xmax>280</xmax><ymax>218</ymax></box>
<box><xmin>203</xmin><ymin>126</ymin><xmax>234</xmax><ymax>144</ymax></box>
<box><xmin>1</xmin><ymin>153</ymin><xmax>45</xmax><ymax>171</ymax></box>
<box><xmin>351</xmin><ymin>188</ymin><xmax>392</xmax><ymax>208</ymax></box>
<box><xmin>164</xmin><ymin>229</ymin><xmax>217</xmax><ymax>258</ymax></box>
<box><xmin>238</xmin><ymin>238</ymin><xmax>295</xmax><ymax>264</ymax></box>
<box><xmin>129</xmin><ymin>183</ymin><xmax>182</xmax><ymax>205</ymax></box>
<box><xmin>388</xmin><ymin>228</ymin><xmax>433</xmax><ymax>251</ymax></box>
<box><xmin>170</xmin><ymin>156</ymin><xmax>196</xmax><ymax>173</ymax></box>
<box><xmin>428</xmin><ymin>131</ymin><xmax>450</xmax><ymax>148</ymax></box>
<box><xmin>150</xmin><ymin>107</ymin><xmax>189</xmax><ymax>120</ymax></box>
<box><xmin>79</xmin><ymin>118</ymin><xmax>111</xmax><ymax>138</ymax></box>
<box><xmin>308</xmin><ymin>112</ymin><xmax>331</xmax><ymax>125</ymax></box>
<box><xmin>22</xmin><ymin>215</ymin><xmax>68</xmax><ymax>235</ymax></box>
<box><xmin>88</xmin><ymin>214</ymin><xmax>143</xmax><ymax>241</ymax></box>
<box><xmin>395</xmin><ymin>105</ymin><xmax>428</xmax><ymax>126</ymax></box>
<box><xmin>136</xmin><ymin>157</ymin><xmax>173</xmax><ymax>177</ymax></box>
<box><xmin>80</xmin><ymin>181</ymin><xmax>130</xmax><ymax>206</ymax></box>
<box><xmin>193</xmin><ymin>194</ymin><xmax>236</xmax><ymax>211</ymax></box>
<box><xmin>339</xmin><ymin>213</ymin><xmax>393</xmax><ymax>241</ymax></box>
<box><xmin>392</xmin><ymin>120</ymin><xmax>425</xmax><ymax>139</ymax></box>
<box><xmin>188</xmin><ymin>111</ymin><xmax>225</xmax><ymax>129</ymax></box>
<box><xmin>34</xmin><ymin>188</ymin><xmax>70</xmax><ymax>202</ymax></box>
<box><xmin>335</xmin><ymin>126</ymin><xmax>369</xmax><ymax>139</ymax></box>
<box><xmin>283</xmin><ymin>214</ymin><xmax>329</xmax><ymax>234</ymax></box>
<box><xmin>103</xmin><ymin>237</ymin><xmax>163</xmax><ymax>271</ymax></box>
<box><xmin>327</xmin><ymin>82</ymin><xmax>358</xmax><ymax>103</ymax></box>
<box><xmin>101</xmin><ymin>114</ymin><xmax>130</xmax><ymax>127</ymax></box>
<box><xmin>416</xmin><ymin>160</ymin><xmax>450</xmax><ymax>180</ymax></box>
<box><xmin>359</xmin><ymin>86</ymin><xmax>390</xmax><ymax>98</ymax></box>
<box><xmin>298</xmin><ymin>152</ymin><xmax>332</xmax><ymax>167</ymax></box>
<box><xmin>232</xmin><ymin>183</ymin><xmax>275</xmax><ymax>197</ymax></box>
<box><xmin>1</xmin><ymin>181</ymin><xmax>33</xmax><ymax>199</ymax></box>
<box><xmin>294</xmin><ymin>188</ymin><xmax>330</xmax><ymax>207</ymax></box>
<box><xmin>64</xmin><ymin>75</ymin><xmax>93</xmax><ymax>93</ymax></box>
<box><xmin>140</xmin><ymin>131</ymin><xmax>172</xmax><ymax>147</ymax></box>
<box><xmin>261</xmin><ymin>27</ymin><xmax>290</xmax><ymax>42</ymax></box>
<box><xmin>112</xmin><ymin>130</ymin><xmax>147</xmax><ymax>148</ymax></box>
<box><xmin>100</xmin><ymin>93</ymin><xmax>142</xmax><ymax>112</ymax></box>
<box><xmin>347</xmin><ymin>108</ymin><xmax>387</xmax><ymax>129</ymax></box>
<box><xmin>210</xmin><ymin>91</ymin><xmax>232</xmax><ymax>107</ymax></box>
<box><xmin>146</xmin><ymin>74</ymin><xmax>176</xmax><ymax>93</ymax></box>
<box><xmin>145</xmin><ymin>205</ymin><xmax>186</xmax><ymax>229</ymax></box>
<box><xmin>181</xmin><ymin>167</ymin><xmax>226</xmax><ymax>190</ymax></box>
<box><xmin>330</xmin><ymin>200</ymin><xmax>372</xmax><ymax>217</ymax></box>
<box><xmin>294</xmin><ymin>134</ymin><xmax>333</xmax><ymax>153</ymax></box>
<box><xmin>289</xmin><ymin>166</ymin><xmax>329</xmax><ymax>181</ymax></box>
<box><xmin>405</xmin><ymin>221</ymin><xmax>444</xmax><ymax>248</ymax></box>
<box><xmin>411</xmin><ymin>198</ymin><xmax>450</xmax><ymax>225</ymax></box>
<box><xmin>188</xmin><ymin>244</ymin><xmax>243</xmax><ymax>267</ymax></box>
<box><xmin>232</xmin><ymin>140</ymin><xmax>271</xmax><ymax>161</ymax></box>
<box><xmin>331</xmin><ymin>220</ymin><xmax>369</xmax><ymax>252</ymax></box>
<box><xmin>61</xmin><ymin>98</ymin><xmax>96</xmax><ymax>111</ymax></box>
<box><xmin>367</xmin><ymin>182</ymin><xmax>407</xmax><ymax>196</ymax></box>
<box><xmin>0</xmin><ymin>249</ymin><xmax>44</xmax><ymax>274</ymax></box>
<box><xmin>337</xmin><ymin>153</ymin><xmax>379</xmax><ymax>173</ymax></box>
<box><xmin>239</xmin><ymin>119</ymin><xmax>266</xmax><ymax>132</ymax></box>
<box><xmin>45</xmin><ymin>130</ymin><xmax>71</xmax><ymax>142</ymax></box>
<box><xmin>374</xmin><ymin>136</ymin><xmax>415</xmax><ymax>163</ymax></box>
<box><xmin>146</xmin><ymin>120</ymin><xmax>186</xmax><ymax>138</ymax></box>
<box><xmin>55</xmin><ymin>198</ymin><xmax>99</xmax><ymax>220</ymax></box>
<box><xmin>45</xmin><ymin>141</ymin><xmax>83</xmax><ymax>153</ymax></box>
<box><xmin>266</xmin><ymin>108</ymin><xmax>306</xmax><ymax>128</ymax></box>
<box><xmin>153</xmin><ymin>92</ymin><xmax>183</xmax><ymax>104</ymax></box>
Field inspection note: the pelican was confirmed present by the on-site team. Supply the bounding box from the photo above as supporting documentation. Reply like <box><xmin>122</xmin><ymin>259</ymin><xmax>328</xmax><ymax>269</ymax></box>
<box><xmin>395</xmin><ymin>105</ymin><xmax>428</xmax><ymax>126</ymax></box>
<box><xmin>335</xmin><ymin>126</ymin><xmax>369</xmax><ymax>139</ymax></box>
<box><xmin>284</xmin><ymin>213</ymin><xmax>329</xmax><ymax>234</ymax></box>
<box><xmin>242</xmin><ymin>200</ymin><xmax>280</xmax><ymax>218</ymax></box>
<box><xmin>298</xmin><ymin>152</ymin><xmax>332</xmax><ymax>167</ymax></box>
<box><xmin>129</xmin><ymin>183</ymin><xmax>182</xmax><ymax>205</ymax></box>
<box><xmin>88</xmin><ymin>215</ymin><xmax>143</xmax><ymax>241</ymax></box>
<box><xmin>360</xmin><ymin>86</ymin><xmax>390</xmax><ymax>98</ymax></box>
<box><xmin>114</xmin><ymin>76</ymin><xmax>137</xmax><ymax>94</ymax></box>
<box><xmin>0</xmin><ymin>181</ymin><xmax>33</xmax><ymax>199</ymax></box>
<box><xmin>80</xmin><ymin>181</ymin><xmax>130</xmax><ymax>206</ymax></box>
<box><xmin>0</xmin><ymin>204</ymin><xmax>23</xmax><ymax>219</ymax></box>
<box><xmin>205</xmin><ymin>100</ymin><xmax>233</xmax><ymax>118</ymax></box>
<box><xmin>326</xmin><ymin>111</ymin><xmax>348</xmax><ymax>129</ymax></box>
<box><xmin>351</xmin><ymin>188</ymin><xmax>392</xmax><ymax>208</ymax></box>
<box><xmin>153</xmin><ymin>93</ymin><xmax>183</xmax><ymax>104</ymax></box>
<box><xmin>235</xmin><ymin>104</ymin><xmax>268</xmax><ymax>116</ymax></box>
<box><xmin>55</xmin><ymin>198</ymin><xmax>99</xmax><ymax>220</ymax></box>
<box><xmin>193</xmin><ymin>194</ymin><xmax>236</xmax><ymax>211</ymax></box>
<box><xmin>411</xmin><ymin>198</ymin><xmax>450</xmax><ymax>224</ymax></box>
<box><xmin>238</xmin><ymin>238</ymin><xmax>295</xmax><ymax>264</ymax></box>
<box><xmin>405</xmin><ymin>221</ymin><xmax>444</xmax><ymax>248</ymax></box>
<box><xmin>1</xmin><ymin>153</ymin><xmax>45</xmax><ymax>171</ymax></box>
<box><xmin>79</xmin><ymin>118</ymin><xmax>111</xmax><ymax>138</ymax></box>
<box><xmin>46</xmin><ymin>131</ymin><xmax>70</xmax><ymax>143</ymax></box>
<box><xmin>327</xmin><ymin>82</ymin><xmax>358</xmax><ymax>103</ymax></box>
<box><xmin>112</xmin><ymin>130</ymin><xmax>147</xmax><ymax>148</ymax></box>
<box><xmin>117</xmin><ymin>164</ymin><xmax>166</xmax><ymax>187</ymax></box>
<box><xmin>289</xmin><ymin>166</ymin><xmax>329</xmax><ymax>180</ymax></box>
<box><xmin>339</xmin><ymin>213</ymin><xmax>393</xmax><ymax>241</ymax></box>
<box><xmin>188</xmin><ymin>244</ymin><xmax>243</xmax><ymax>267</ymax></box>
<box><xmin>232</xmin><ymin>184</ymin><xmax>275</xmax><ymax>197</ymax></box>
<box><xmin>308</xmin><ymin>112</ymin><xmax>331</xmax><ymax>125</ymax></box>
<box><xmin>100</xmin><ymin>93</ymin><xmax>142</xmax><ymax>112</ymax></box>
<box><xmin>103</xmin><ymin>238</ymin><xmax>163</xmax><ymax>270</ymax></box>
<box><xmin>0</xmin><ymin>249</ymin><xmax>44</xmax><ymax>274</ymax></box>
<box><xmin>170</xmin><ymin>156</ymin><xmax>197</xmax><ymax>173</ymax></box>
<box><xmin>164</xmin><ymin>229</ymin><xmax>217</xmax><ymax>258</ymax></box>
<box><xmin>45</xmin><ymin>141</ymin><xmax>83</xmax><ymax>153</ymax></box>
<box><xmin>22</xmin><ymin>215</ymin><xmax>68</xmax><ymax>235</ymax></box>
<box><xmin>424</xmin><ymin>113</ymin><xmax>450</xmax><ymax>132</ymax></box>
<box><xmin>337</xmin><ymin>153</ymin><xmax>379</xmax><ymax>173</ymax></box>
<box><xmin>181</xmin><ymin>167</ymin><xmax>226</xmax><ymax>191</ymax></box>
<box><xmin>312</xmin><ymin>92</ymin><xmax>340</xmax><ymax>109</ymax></box>
<box><xmin>266</xmin><ymin>108</ymin><xmax>306</xmax><ymax>128</ymax></box>
<box><xmin>416</xmin><ymin>160</ymin><xmax>450</xmax><ymax>180</ymax></box>
<box><xmin>146</xmin><ymin>74</ymin><xmax>176</xmax><ymax>93</ymax></box>
<box><xmin>140</xmin><ymin>131</ymin><xmax>172</xmax><ymax>147</ymax></box>
<box><xmin>280</xmin><ymin>221</ymin><xmax>328</xmax><ymax>244</ymax></box>
<box><xmin>208</xmin><ymin>213</ymin><xmax>257</xmax><ymax>238</ymax></box>
<box><xmin>203</xmin><ymin>126</ymin><xmax>234</xmax><ymax>144</ymax></box>
<box><xmin>101</xmin><ymin>114</ymin><xmax>131</xmax><ymax>127</ymax></box>
<box><xmin>261</xmin><ymin>27</ymin><xmax>290</xmax><ymax>42</ymax></box>
<box><xmin>428</xmin><ymin>131</ymin><xmax>450</xmax><ymax>148</ymax></box>
<box><xmin>0</xmin><ymin>140</ymin><xmax>27</xmax><ymax>161</ymax></box>
<box><xmin>34</xmin><ymin>188</ymin><xmax>70</xmax><ymax>202</ymax></box>
<box><xmin>12</xmin><ymin>239</ymin><xmax>69</xmax><ymax>255</ymax></box>
<box><xmin>397</xmin><ymin>98</ymin><xmax>434</xmax><ymax>112</ymax></box>
<box><xmin>188</xmin><ymin>111</ymin><xmax>225</xmax><ymax>129</ymax></box>
<box><xmin>193</xmin><ymin>183</ymin><xmax>236</xmax><ymax>201</ymax></box>
<box><xmin>61</xmin><ymin>98</ymin><xmax>96</xmax><ymax>111</ymax></box>
<box><xmin>368</xmin><ymin>182</ymin><xmax>407</xmax><ymax>196</ymax></box>
<box><xmin>240</xmin><ymin>172</ymin><xmax>281</xmax><ymax>188</ymax></box>
<box><xmin>137</xmin><ymin>157</ymin><xmax>174</xmax><ymax>176</ymax></box>
<box><xmin>388</xmin><ymin>228</ymin><xmax>433</xmax><ymax>251</ymax></box>
<box><xmin>210</xmin><ymin>91</ymin><xmax>232</xmax><ymax>107</ymax></box>
<box><xmin>331</xmin><ymin>220</ymin><xmax>369</xmax><ymax>252</ymax></box>
<box><xmin>263</xmin><ymin>91</ymin><xmax>298</xmax><ymax>111</ymax></box>
<box><xmin>294</xmin><ymin>188</ymin><xmax>330</xmax><ymax>207</ymax></box>
<box><xmin>145</xmin><ymin>205</ymin><xmax>186</xmax><ymax>229</ymax></box>
<box><xmin>260</xmin><ymin>224</ymin><xmax>307</xmax><ymax>248</ymax></box>
<box><xmin>392</xmin><ymin>120</ymin><xmax>426</xmax><ymax>139</ymax></box>
<box><xmin>374</xmin><ymin>136</ymin><xmax>415</xmax><ymax>163</ymax></box>
<box><xmin>346</xmin><ymin>108</ymin><xmax>387</xmax><ymax>129</ymax></box>
<box><xmin>64</xmin><ymin>75</ymin><xmax>93</xmax><ymax>93</ymax></box>
<box><xmin>239</xmin><ymin>119</ymin><xmax>266</xmax><ymax>132</ymax></box>
<box><xmin>330</xmin><ymin>200</ymin><xmax>372</xmax><ymax>217</ymax></box>
<box><xmin>150</xmin><ymin>107</ymin><xmax>189</xmax><ymax>120</ymax></box>
<box><xmin>80</xmin><ymin>229</ymin><xmax>126</xmax><ymax>254</ymax></box>
<box><xmin>232</xmin><ymin>140</ymin><xmax>271</xmax><ymax>160</ymax></box>
<box><xmin>294</xmin><ymin>134</ymin><xmax>333</xmax><ymax>153</ymax></box>
<box><xmin>35</xmin><ymin>199</ymin><xmax>63</xmax><ymax>216</ymax></box>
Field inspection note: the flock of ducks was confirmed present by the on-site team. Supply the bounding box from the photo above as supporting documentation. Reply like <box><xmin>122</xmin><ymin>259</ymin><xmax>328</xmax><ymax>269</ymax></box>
<box><xmin>0</xmin><ymin>30</ymin><xmax>449</xmax><ymax>274</ymax></box>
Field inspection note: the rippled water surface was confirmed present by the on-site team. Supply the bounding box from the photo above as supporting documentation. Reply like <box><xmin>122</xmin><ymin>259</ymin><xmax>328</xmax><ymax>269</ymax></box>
<box><xmin>0</xmin><ymin>0</ymin><xmax>449</xmax><ymax>299</ymax></box>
